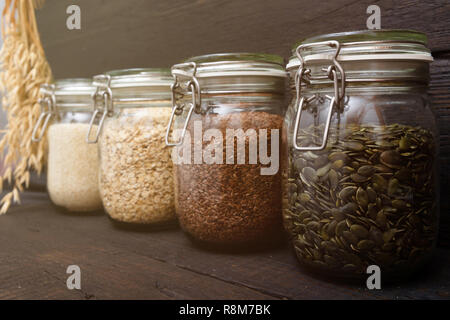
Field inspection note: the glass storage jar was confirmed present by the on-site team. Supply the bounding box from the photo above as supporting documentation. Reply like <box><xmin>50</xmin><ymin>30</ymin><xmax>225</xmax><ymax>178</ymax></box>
<box><xmin>283</xmin><ymin>30</ymin><xmax>439</xmax><ymax>280</ymax></box>
<box><xmin>32</xmin><ymin>79</ymin><xmax>102</xmax><ymax>212</ymax></box>
<box><xmin>87</xmin><ymin>69</ymin><xmax>175</xmax><ymax>225</ymax></box>
<box><xmin>166</xmin><ymin>53</ymin><xmax>287</xmax><ymax>245</ymax></box>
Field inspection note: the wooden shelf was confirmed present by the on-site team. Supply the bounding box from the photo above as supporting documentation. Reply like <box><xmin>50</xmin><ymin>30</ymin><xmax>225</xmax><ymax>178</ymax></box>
<box><xmin>0</xmin><ymin>192</ymin><xmax>449</xmax><ymax>300</ymax></box>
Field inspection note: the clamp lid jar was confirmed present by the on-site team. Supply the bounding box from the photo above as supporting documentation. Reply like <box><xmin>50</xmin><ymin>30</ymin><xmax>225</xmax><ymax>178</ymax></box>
<box><xmin>32</xmin><ymin>79</ymin><xmax>102</xmax><ymax>212</ymax></box>
<box><xmin>166</xmin><ymin>53</ymin><xmax>287</xmax><ymax>246</ymax></box>
<box><xmin>88</xmin><ymin>68</ymin><xmax>176</xmax><ymax>225</ymax></box>
<box><xmin>283</xmin><ymin>30</ymin><xmax>438</xmax><ymax>280</ymax></box>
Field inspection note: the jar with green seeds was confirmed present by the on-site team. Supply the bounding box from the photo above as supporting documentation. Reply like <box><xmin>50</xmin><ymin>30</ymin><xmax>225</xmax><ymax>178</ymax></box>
<box><xmin>282</xmin><ymin>30</ymin><xmax>439</xmax><ymax>280</ymax></box>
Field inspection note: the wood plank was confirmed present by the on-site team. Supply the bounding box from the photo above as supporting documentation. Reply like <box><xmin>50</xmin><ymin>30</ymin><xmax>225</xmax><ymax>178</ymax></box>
<box><xmin>1</xmin><ymin>192</ymin><xmax>450</xmax><ymax>300</ymax></box>
<box><xmin>0</xmin><ymin>193</ymin><xmax>276</xmax><ymax>300</ymax></box>
<box><xmin>35</xmin><ymin>0</ymin><xmax>450</xmax><ymax>78</ymax></box>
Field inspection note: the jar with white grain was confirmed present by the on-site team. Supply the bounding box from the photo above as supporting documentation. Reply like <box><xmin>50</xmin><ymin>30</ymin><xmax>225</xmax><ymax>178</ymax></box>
<box><xmin>32</xmin><ymin>79</ymin><xmax>102</xmax><ymax>212</ymax></box>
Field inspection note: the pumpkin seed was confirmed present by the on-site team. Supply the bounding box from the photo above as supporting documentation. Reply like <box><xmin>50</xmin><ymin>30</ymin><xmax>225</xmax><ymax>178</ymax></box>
<box><xmin>356</xmin><ymin>187</ymin><xmax>369</xmax><ymax>208</ymax></box>
<box><xmin>399</xmin><ymin>136</ymin><xmax>411</xmax><ymax>151</ymax></box>
<box><xmin>345</xmin><ymin>141</ymin><xmax>365</xmax><ymax>152</ymax></box>
<box><xmin>357</xmin><ymin>165</ymin><xmax>376</xmax><ymax>177</ymax></box>
<box><xmin>316</xmin><ymin>163</ymin><xmax>331</xmax><ymax>177</ymax></box>
<box><xmin>357</xmin><ymin>240</ymin><xmax>375</xmax><ymax>251</ymax></box>
<box><xmin>351</xmin><ymin>173</ymin><xmax>370</xmax><ymax>183</ymax></box>
<box><xmin>300</xmin><ymin>167</ymin><xmax>317</xmax><ymax>186</ymax></box>
<box><xmin>332</xmin><ymin>160</ymin><xmax>345</xmax><ymax>170</ymax></box>
<box><xmin>284</xmin><ymin>123</ymin><xmax>437</xmax><ymax>277</ymax></box>
<box><xmin>380</xmin><ymin>150</ymin><xmax>402</xmax><ymax>168</ymax></box>
<box><xmin>350</xmin><ymin>224</ymin><xmax>369</xmax><ymax>238</ymax></box>
<box><xmin>338</xmin><ymin>186</ymin><xmax>357</xmax><ymax>201</ymax></box>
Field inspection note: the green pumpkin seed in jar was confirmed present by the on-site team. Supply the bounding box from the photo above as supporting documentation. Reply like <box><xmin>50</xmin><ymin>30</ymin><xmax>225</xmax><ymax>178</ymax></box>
<box><xmin>284</xmin><ymin>123</ymin><xmax>438</xmax><ymax>278</ymax></box>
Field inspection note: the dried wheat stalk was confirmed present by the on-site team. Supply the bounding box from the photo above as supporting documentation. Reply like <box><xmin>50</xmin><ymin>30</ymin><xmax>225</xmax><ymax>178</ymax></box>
<box><xmin>0</xmin><ymin>0</ymin><xmax>52</xmax><ymax>213</ymax></box>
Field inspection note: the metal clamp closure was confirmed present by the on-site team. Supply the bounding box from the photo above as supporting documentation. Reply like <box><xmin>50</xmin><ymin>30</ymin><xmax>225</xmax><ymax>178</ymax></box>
<box><xmin>32</xmin><ymin>84</ymin><xmax>56</xmax><ymax>142</ymax></box>
<box><xmin>86</xmin><ymin>75</ymin><xmax>113</xmax><ymax>144</ymax></box>
<box><xmin>165</xmin><ymin>62</ymin><xmax>202</xmax><ymax>147</ymax></box>
<box><xmin>292</xmin><ymin>40</ymin><xmax>346</xmax><ymax>151</ymax></box>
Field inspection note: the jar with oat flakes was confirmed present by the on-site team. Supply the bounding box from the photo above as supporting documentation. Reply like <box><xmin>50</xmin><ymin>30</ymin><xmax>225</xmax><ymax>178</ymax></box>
<box><xmin>166</xmin><ymin>53</ymin><xmax>287</xmax><ymax>245</ymax></box>
<box><xmin>87</xmin><ymin>69</ymin><xmax>175</xmax><ymax>225</ymax></box>
<box><xmin>32</xmin><ymin>79</ymin><xmax>102</xmax><ymax>212</ymax></box>
<box><xmin>283</xmin><ymin>30</ymin><xmax>439</xmax><ymax>280</ymax></box>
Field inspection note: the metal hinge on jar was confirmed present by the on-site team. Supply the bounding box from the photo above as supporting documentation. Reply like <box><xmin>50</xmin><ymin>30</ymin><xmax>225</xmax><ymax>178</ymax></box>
<box><xmin>31</xmin><ymin>84</ymin><xmax>57</xmax><ymax>142</ymax></box>
<box><xmin>165</xmin><ymin>62</ymin><xmax>202</xmax><ymax>147</ymax></box>
<box><xmin>292</xmin><ymin>40</ymin><xmax>346</xmax><ymax>151</ymax></box>
<box><xmin>86</xmin><ymin>74</ymin><xmax>113</xmax><ymax>144</ymax></box>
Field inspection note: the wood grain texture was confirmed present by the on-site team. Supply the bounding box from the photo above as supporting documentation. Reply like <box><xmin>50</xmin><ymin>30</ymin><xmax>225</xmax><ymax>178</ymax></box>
<box><xmin>0</xmin><ymin>193</ymin><xmax>276</xmax><ymax>300</ymax></box>
<box><xmin>35</xmin><ymin>0</ymin><xmax>450</xmax><ymax>78</ymax></box>
<box><xmin>0</xmin><ymin>192</ymin><xmax>450</xmax><ymax>300</ymax></box>
<box><xmin>430</xmin><ymin>57</ymin><xmax>450</xmax><ymax>235</ymax></box>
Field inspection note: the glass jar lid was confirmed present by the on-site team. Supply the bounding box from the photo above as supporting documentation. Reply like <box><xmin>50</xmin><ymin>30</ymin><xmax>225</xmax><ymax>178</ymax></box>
<box><xmin>104</xmin><ymin>68</ymin><xmax>172</xmax><ymax>88</ymax></box>
<box><xmin>93</xmin><ymin>68</ymin><xmax>173</xmax><ymax>106</ymax></box>
<box><xmin>286</xmin><ymin>29</ymin><xmax>433</xmax><ymax>83</ymax></box>
<box><xmin>172</xmin><ymin>53</ymin><xmax>287</xmax><ymax>94</ymax></box>
<box><xmin>32</xmin><ymin>79</ymin><xmax>95</xmax><ymax>142</ymax></box>
<box><xmin>165</xmin><ymin>53</ymin><xmax>287</xmax><ymax>147</ymax></box>
<box><xmin>181</xmin><ymin>53</ymin><xmax>286</xmax><ymax>77</ymax></box>
<box><xmin>42</xmin><ymin>78</ymin><xmax>95</xmax><ymax>111</ymax></box>
<box><xmin>86</xmin><ymin>68</ymin><xmax>172</xmax><ymax>144</ymax></box>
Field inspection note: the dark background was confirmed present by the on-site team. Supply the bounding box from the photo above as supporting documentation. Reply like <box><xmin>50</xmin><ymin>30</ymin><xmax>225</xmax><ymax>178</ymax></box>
<box><xmin>35</xmin><ymin>0</ymin><xmax>450</xmax><ymax>76</ymax></box>
<box><xmin>35</xmin><ymin>0</ymin><xmax>450</xmax><ymax>240</ymax></box>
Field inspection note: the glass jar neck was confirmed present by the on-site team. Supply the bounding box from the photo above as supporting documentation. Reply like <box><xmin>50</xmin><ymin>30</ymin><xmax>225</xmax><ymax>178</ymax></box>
<box><xmin>195</xmin><ymin>75</ymin><xmax>286</xmax><ymax>94</ymax></box>
<box><xmin>40</xmin><ymin>80</ymin><xmax>95</xmax><ymax>113</ymax></box>
<box><xmin>109</xmin><ymin>86</ymin><xmax>172</xmax><ymax>108</ymax></box>
<box><xmin>53</xmin><ymin>110</ymin><xmax>93</xmax><ymax>124</ymax></box>
<box><xmin>93</xmin><ymin>70</ymin><xmax>173</xmax><ymax>113</ymax></box>
<box><xmin>288</xmin><ymin>30</ymin><xmax>432</xmax><ymax>95</ymax></box>
<box><xmin>178</xmin><ymin>92</ymin><xmax>286</xmax><ymax>116</ymax></box>
<box><xmin>290</xmin><ymin>81</ymin><xmax>428</xmax><ymax>96</ymax></box>
<box><xmin>111</xmin><ymin>99</ymin><xmax>172</xmax><ymax>110</ymax></box>
<box><xmin>287</xmin><ymin>59</ymin><xmax>430</xmax><ymax>86</ymax></box>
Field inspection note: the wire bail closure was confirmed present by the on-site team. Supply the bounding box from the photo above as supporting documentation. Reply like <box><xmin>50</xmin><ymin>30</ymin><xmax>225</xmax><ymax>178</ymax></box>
<box><xmin>292</xmin><ymin>40</ymin><xmax>346</xmax><ymax>151</ymax></box>
<box><xmin>32</xmin><ymin>84</ymin><xmax>56</xmax><ymax>142</ymax></box>
<box><xmin>165</xmin><ymin>62</ymin><xmax>202</xmax><ymax>147</ymax></box>
<box><xmin>86</xmin><ymin>75</ymin><xmax>113</xmax><ymax>144</ymax></box>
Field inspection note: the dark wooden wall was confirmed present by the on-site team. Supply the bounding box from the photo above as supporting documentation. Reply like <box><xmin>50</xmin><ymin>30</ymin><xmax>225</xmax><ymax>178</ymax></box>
<box><xmin>35</xmin><ymin>0</ymin><xmax>450</xmax><ymax>238</ymax></box>
<box><xmin>36</xmin><ymin>0</ymin><xmax>450</xmax><ymax>77</ymax></box>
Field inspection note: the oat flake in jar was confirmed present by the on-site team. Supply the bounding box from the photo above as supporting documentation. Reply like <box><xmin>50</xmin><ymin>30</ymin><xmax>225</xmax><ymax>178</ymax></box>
<box><xmin>32</xmin><ymin>79</ymin><xmax>102</xmax><ymax>212</ymax></box>
<box><xmin>166</xmin><ymin>53</ymin><xmax>287</xmax><ymax>246</ymax></box>
<box><xmin>283</xmin><ymin>30</ymin><xmax>439</xmax><ymax>280</ymax></box>
<box><xmin>87</xmin><ymin>69</ymin><xmax>175</xmax><ymax>225</ymax></box>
